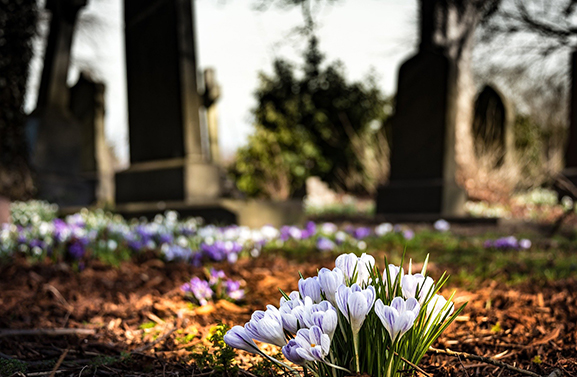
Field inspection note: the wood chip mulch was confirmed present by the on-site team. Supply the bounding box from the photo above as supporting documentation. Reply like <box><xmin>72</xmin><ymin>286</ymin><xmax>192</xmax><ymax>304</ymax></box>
<box><xmin>0</xmin><ymin>253</ymin><xmax>575</xmax><ymax>377</ymax></box>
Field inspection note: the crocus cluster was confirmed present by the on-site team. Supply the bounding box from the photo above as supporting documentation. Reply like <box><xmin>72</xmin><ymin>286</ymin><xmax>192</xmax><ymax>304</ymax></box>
<box><xmin>181</xmin><ymin>268</ymin><xmax>245</xmax><ymax>306</ymax></box>
<box><xmin>484</xmin><ymin>236</ymin><xmax>531</xmax><ymax>250</ymax></box>
<box><xmin>224</xmin><ymin>253</ymin><xmax>462</xmax><ymax>377</ymax></box>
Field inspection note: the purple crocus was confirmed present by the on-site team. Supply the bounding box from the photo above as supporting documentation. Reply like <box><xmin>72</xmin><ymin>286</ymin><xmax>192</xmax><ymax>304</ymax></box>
<box><xmin>181</xmin><ymin>277</ymin><xmax>213</xmax><ymax>306</ymax></box>
<box><xmin>353</xmin><ymin>227</ymin><xmax>371</xmax><ymax>240</ymax></box>
<box><xmin>316</xmin><ymin>237</ymin><xmax>336</xmax><ymax>252</ymax></box>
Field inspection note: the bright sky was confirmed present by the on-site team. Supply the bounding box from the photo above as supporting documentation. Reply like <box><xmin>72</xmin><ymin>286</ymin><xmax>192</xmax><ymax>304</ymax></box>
<box><xmin>26</xmin><ymin>0</ymin><xmax>418</xmax><ymax>164</ymax></box>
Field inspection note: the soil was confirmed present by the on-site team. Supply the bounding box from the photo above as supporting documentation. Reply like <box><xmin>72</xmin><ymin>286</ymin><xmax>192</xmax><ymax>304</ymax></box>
<box><xmin>1</xmin><ymin>252</ymin><xmax>576</xmax><ymax>377</ymax></box>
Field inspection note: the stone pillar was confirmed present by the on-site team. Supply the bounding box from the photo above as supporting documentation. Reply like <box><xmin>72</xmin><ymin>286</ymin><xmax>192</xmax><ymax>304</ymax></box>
<box><xmin>116</xmin><ymin>0</ymin><xmax>220</xmax><ymax>204</ymax></box>
<box><xmin>376</xmin><ymin>0</ymin><xmax>468</xmax><ymax>217</ymax></box>
<box><xmin>28</xmin><ymin>0</ymin><xmax>93</xmax><ymax>206</ymax></box>
<box><xmin>69</xmin><ymin>73</ymin><xmax>114</xmax><ymax>205</ymax></box>
<box><xmin>203</xmin><ymin>68</ymin><xmax>221</xmax><ymax>165</ymax></box>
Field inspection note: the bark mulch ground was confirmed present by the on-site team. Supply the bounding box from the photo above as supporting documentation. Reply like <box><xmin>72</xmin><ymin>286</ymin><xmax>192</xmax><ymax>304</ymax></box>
<box><xmin>1</xmin><ymin>253</ymin><xmax>576</xmax><ymax>377</ymax></box>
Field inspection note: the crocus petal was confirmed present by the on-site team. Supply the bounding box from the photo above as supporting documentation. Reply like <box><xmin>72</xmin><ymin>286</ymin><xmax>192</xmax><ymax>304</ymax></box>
<box><xmin>348</xmin><ymin>291</ymin><xmax>369</xmax><ymax>334</ymax></box>
<box><xmin>224</xmin><ymin>326</ymin><xmax>261</xmax><ymax>354</ymax></box>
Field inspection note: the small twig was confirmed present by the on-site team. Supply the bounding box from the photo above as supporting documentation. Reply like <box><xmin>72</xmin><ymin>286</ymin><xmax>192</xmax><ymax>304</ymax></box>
<box><xmin>457</xmin><ymin>354</ymin><xmax>472</xmax><ymax>377</ymax></box>
<box><xmin>0</xmin><ymin>328</ymin><xmax>95</xmax><ymax>338</ymax></box>
<box><xmin>0</xmin><ymin>351</ymin><xmax>13</xmax><ymax>359</ymax></box>
<box><xmin>48</xmin><ymin>349</ymin><xmax>69</xmax><ymax>377</ymax></box>
<box><xmin>429</xmin><ymin>347</ymin><xmax>541</xmax><ymax>377</ymax></box>
<box><xmin>390</xmin><ymin>349</ymin><xmax>432</xmax><ymax>377</ymax></box>
<box><xmin>133</xmin><ymin>323</ymin><xmax>176</xmax><ymax>353</ymax></box>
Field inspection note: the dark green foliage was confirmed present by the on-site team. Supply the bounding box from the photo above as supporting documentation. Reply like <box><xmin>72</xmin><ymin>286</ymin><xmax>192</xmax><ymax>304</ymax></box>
<box><xmin>513</xmin><ymin>114</ymin><xmax>546</xmax><ymax>181</ymax></box>
<box><xmin>231</xmin><ymin>36</ymin><xmax>391</xmax><ymax>199</ymax></box>
<box><xmin>192</xmin><ymin>323</ymin><xmax>239</xmax><ymax>375</ymax></box>
<box><xmin>0</xmin><ymin>0</ymin><xmax>36</xmax><ymax>199</ymax></box>
<box><xmin>0</xmin><ymin>358</ymin><xmax>28</xmax><ymax>375</ymax></box>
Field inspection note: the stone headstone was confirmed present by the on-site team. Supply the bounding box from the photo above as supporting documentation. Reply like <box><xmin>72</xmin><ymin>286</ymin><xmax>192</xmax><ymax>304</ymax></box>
<box><xmin>116</xmin><ymin>0</ymin><xmax>220</xmax><ymax>204</ymax></box>
<box><xmin>472</xmin><ymin>85</ymin><xmax>514</xmax><ymax>168</ymax></box>
<box><xmin>69</xmin><ymin>72</ymin><xmax>114</xmax><ymax>205</ymax></box>
<box><xmin>376</xmin><ymin>51</ymin><xmax>464</xmax><ymax>215</ymax></box>
<box><xmin>28</xmin><ymin>0</ymin><xmax>93</xmax><ymax>206</ymax></box>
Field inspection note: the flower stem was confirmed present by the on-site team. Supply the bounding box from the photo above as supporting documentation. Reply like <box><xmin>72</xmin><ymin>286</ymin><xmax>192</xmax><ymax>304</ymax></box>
<box><xmin>353</xmin><ymin>332</ymin><xmax>360</xmax><ymax>373</ymax></box>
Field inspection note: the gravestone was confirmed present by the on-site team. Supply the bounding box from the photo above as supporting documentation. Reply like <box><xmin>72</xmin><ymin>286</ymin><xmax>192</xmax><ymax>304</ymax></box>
<box><xmin>69</xmin><ymin>72</ymin><xmax>114</xmax><ymax>205</ymax></box>
<box><xmin>203</xmin><ymin>68</ymin><xmax>221</xmax><ymax>165</ymax></box>
<box><xmin>376</xmin><ymin>0</ymin><xmax>466</xmax><ymax>217</ymax></box>
<box><xmin>116</xmin><ymin>0</ymin><xmax>220</xmax><ymax>204</ymax></box>
<box><xmin>472</xmin><ymin>85</ymin><xmax>514</xmax><ymax>168</ymax></box>
<box><xmin>27</xmin><ymin>0</ymin><xmax>93</xmax><ymax>206</ymax></box>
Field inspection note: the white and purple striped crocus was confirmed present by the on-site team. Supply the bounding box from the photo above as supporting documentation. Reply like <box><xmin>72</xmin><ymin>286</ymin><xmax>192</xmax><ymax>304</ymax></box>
<box><xmin>298</xmin><ymin>276</ymin><xmax>322</xmax><ymax>303</ymax></box>
<box><xmin>374</xmin><ymin>297</ymin><xmax>420</xmax><ymax>342</ymax></box>
<box><xmin>318</xmin><ymin>267</ymin><xmax>344</xmax><ymax>306</ymax></box>
<box><xmin>335</xmin><ymin>283</ymin><xmax>376</xmax><ymax>335</ymax></box>
<box><xmin>244</xmin><ymin>305</ymin><xmax>287</xmax><ymax>347</ymax></box>
<box><xmin>223</xmin><ymin>325</ymin><xmax>262</xmax><ymax>354</ymax></box>
<box><xmin>401</xmin><ymin>273</ymin><xmax>435</xmax><ymax>304</ymax></box>
<box><xmin>335</xmin><ymin>253</ymin><xmax>375</xmax><ymax>286</ymax></box>
<box><xmin>282</xmin><ymin>326</ymin><xmax>330</xmax><ymax>364</ymax></box>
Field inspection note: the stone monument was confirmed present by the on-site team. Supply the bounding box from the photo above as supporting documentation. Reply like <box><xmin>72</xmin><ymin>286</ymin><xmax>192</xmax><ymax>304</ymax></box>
<box><xmin>376</xmin><ymin>0</ymin><xmax>467</xmax><ymax>217</ymax></box>
<box><xmin>69</xmin><ymin>73</ymin><xmax>114</xmax><ymax>205</ymax></box>
<box><xmin>203</xmin><ymin>68</ymin><xmax>221</xmax><ymax>165</ymax></box>
<box><xmin>115</xmin><ymin>0</ymin><xmax>221</xmax><ymax>204</ymax></box>
<box><xmin>27</xmin><ymin>0</ymin><xmax>93</xmax><ymax>206</ymax></box>
<box><xmin>472</xmin><ymin>85</ymin><xmax>514</xmax><ymax>168</ymax></box>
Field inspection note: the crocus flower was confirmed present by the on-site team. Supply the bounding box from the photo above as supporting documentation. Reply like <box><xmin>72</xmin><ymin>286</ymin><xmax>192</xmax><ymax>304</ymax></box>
<box><xmin>374</xmin><ymin>222</ymin><xmax>393</xmax><ymax>236</ymax></box>
<box><xmin>317</xmin><ymin>237</ymin><xmax>336</xmax><ymax>252</ymax></box>
<box><xmin>383</xmin><ymin>264</ymin><xmax>403</xmax><ymax>291</ymax></box>
<box><xmin>353</xmin><ymin>227</ymin><xmax>371</xmax><ymax>240</ymax></box>
<box><xmin>402</xmin><ymin>273</ymin><xmax>435</xmax><ymax>304</ymax></box>
<box><xmin>318</xmin><ymin>267</ymin><xmax>344</xmax><ymax>306</ymax></box>
<box><xmin>225</xmin><ymin>280</ymin><xmax>245</xmax><ymax>301</ymax></box>
<box><xmin>519</xmin><ymin>239</ymin><xmax>532</xmax><ymax>249</ymax></box>
<box><xmin>426</xmin><ymin>294</ymin><xmax>454</xmax><ymax>321</ymax></box>
<box><xmin>320</xmin><ymin>223</ymin><xmax>337</xmax><ymax>235</ymax></box>
<box><xmin>335</xmin><ymin>253</ymin><xmax>375</xmax><ymax>286</ymax></box>
<box><xmin>282</xmin><ymin>339</ymin><xmax>307</xmax><ymax>365</ymax></box>
<box><xmin>335</xmin><ymin>283</ymin><xmax>375</xmax><ymax>335</ymax></box>
<box><xmin>403</xmin><ymin>229</ymin><xmax>415</xmax><ymax>240</ymax></box>
<box><xmin>245</xmin><ymin>305</ymin><xmax>286</xmax><ymax>347</ymax></box>
<box><xmin>224</xmin><ymin>325</ymin><xmax>261</xmax><ymax>354</ymax></box>
<box><xmin>181</xmin><ymin>277</ymin><xmax>213</xmax><ymax>306</ymax></box>
<box><xmin>374</xmin><ymin>297</ymin><xmax>420</xmax><ymax>342</ymax></box>
<box><xmin>299</xmin><ymin>276</ymin><xmax>322</xmax><ymax>303</ymax></box>
<box><xmin>284</xmin><ymin>326</ymin><xmax>330</xmax><ymax>363</ymax></box>
<box><xmin>434</xmin><ymin>219</ymin><xmax>450</xmax><ymax>232</ymax></box>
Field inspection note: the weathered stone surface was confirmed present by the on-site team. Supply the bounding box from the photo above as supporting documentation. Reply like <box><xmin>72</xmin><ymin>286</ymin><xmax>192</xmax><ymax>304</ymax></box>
<box><xmin>69</xmin><ymin>73</ymin><xmax>114</xmax><ymax>205</ymax></box>
<box><xmin>117</xmin><ymin>0</ymin><xmax>221</xmax><ymax>204</ymax></box>
<box><xmin>377</xmin><ymin>50</ymin><xmax>465</xmax><ymax>215</ymax></box>
<box><xmin>28</xmin><ymin>0</ymin><xmax>94</xmax><ymax>206</ymax></box>
<box><xmin>472</xmin><ymin>85</ymin><xmax>514</xmax><ymax>168</ymax></box>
